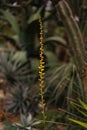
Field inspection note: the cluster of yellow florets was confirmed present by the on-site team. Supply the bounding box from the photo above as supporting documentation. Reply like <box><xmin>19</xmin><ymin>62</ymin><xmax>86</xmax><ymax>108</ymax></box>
<box><xmin>38</xmin><ymin>16</ymin><xmax>46</xmax><ymax>125</ymax></box>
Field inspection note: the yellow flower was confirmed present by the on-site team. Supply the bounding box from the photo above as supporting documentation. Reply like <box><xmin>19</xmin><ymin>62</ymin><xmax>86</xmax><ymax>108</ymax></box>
<box><xmin>38</xmin><ymin>15</ymin><xmax>46</xmax><ymax>127</ymax></box>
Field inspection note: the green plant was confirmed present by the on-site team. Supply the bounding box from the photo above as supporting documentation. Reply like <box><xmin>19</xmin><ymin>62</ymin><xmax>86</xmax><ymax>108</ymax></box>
<box><xmin>0</xmin><ymin>0</ymin><xmax>68</xmax><ymax>60</ymax></box>
<box><xmin>4</xmin><ymin>82</ymin><xmax>39</xmax><ymax>115</ymax></box>
<box><xmin>0</xmin><ymin>1</ymin><xmax>44</xmax><ymax>57</ymax></box>
<box><xmin>3</xmin><ymin>113</ymin><xmax>41</xmax><ymax>130</ymax></box>
<box><xmin>47</xmin><ymin>1</ymin><xmax>87</xmax><ymax>129</ymax></box>
<box><xmin>0</xmin><ymin>1</ymin><xmax>87</xmax><ymax>130</ymax></box>
<box><xmin>13</xmin><ymin>113</ymin><xmax>41</xmax><ymax>130</ymax></box>
<box><xmin>45</xmin><ymin>62</ymin><xmax>84</xmax><ymax>109</ymax></box>
<box><xmin>37</xmin><ymin>109</ymin><xmax>66</xmax><ymax>130</ymax></box>
<box><xmin>45</xmin><ymin>0</ymin><xmax>87</xmax><ymax>108</ymax></box>
<box><xmin>68</xmin><ymin>99</ymin><xmax>87</xmax><ymax>129</ymax></box>
<box><xmin>0</xmin><ymin>51</ymin><xmax>31</xmax><ymax>87</ymax></box>
<box><xmin>51</xmin><ymin>0</ymin><xmax>87</xmax><ymax>99</ymax></box>
<box><xmin>3</xmin><ymin>121</ymin><xmax>17</xmax><ymax>130</ymax></box>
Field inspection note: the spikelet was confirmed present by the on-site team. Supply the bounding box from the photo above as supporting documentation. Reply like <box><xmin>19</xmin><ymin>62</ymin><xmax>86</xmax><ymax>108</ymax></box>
<box><xmin>38</xmin><ymin>16</ymin><xmax>46</xmax><ymax>127</ymax></box>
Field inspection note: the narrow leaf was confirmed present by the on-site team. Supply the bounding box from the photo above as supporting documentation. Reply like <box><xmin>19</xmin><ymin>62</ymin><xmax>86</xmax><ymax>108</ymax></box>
<box><xmin>69</xmin><ymin>118</ymin><xmax>87</xmax><ymax>128</ymax></box>
<box><xmin>28</xmin><ymin>6</ymin><xmax>43</xmax><ymax>24</ymax></box>
<box><xmin>43</xmin><ymin>36</ymin><xmax>67</xmax><ymax>46</ymax></box>
<box><xmin>79</xmin><ymin>99</ymin><xmax>87</xmax><ymax>110</ymax></box>
<box><xmin>0</xmin><ymin>10</ymin><xmax>20</xmax><ymax>36</ymax></box>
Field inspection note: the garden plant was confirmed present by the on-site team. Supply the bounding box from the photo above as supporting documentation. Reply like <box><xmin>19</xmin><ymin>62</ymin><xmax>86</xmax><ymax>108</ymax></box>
<box><xmin>0</xmin><ymin>0</ymin><xmax>87</xmax><ymax>130</ymax></box>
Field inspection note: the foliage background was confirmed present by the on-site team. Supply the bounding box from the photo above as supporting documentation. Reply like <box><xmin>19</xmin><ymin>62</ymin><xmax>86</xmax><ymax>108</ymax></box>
<box><xmin>0</xmin><ymin>0</ymin><xmax>87</xmax><ymax>130</ymax></box>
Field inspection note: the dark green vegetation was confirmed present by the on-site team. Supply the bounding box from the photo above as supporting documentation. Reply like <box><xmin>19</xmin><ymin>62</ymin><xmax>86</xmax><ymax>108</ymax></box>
<box><xmin>0</xmin><ymin>0</ymin><xmax>87</xmax><ymax>130</ymax></box>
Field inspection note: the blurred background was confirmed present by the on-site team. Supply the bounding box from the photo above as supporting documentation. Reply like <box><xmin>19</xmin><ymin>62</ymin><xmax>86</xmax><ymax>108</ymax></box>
<box><xmin>0</xmin><ymin>0</ymin><xmax>87</xmax><ymax>130</ymax></box>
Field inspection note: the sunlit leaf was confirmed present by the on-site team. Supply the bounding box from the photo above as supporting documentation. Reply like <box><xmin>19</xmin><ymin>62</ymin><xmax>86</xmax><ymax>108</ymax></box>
<box><xmin>79</xmin><ymin>99</ymin><xmax>87</xmax><ymax>110</ymax></box>
<box><xmin>69</xmin><ymin>118</ymin><xmax>87</xmax><ymax>128</ymax></box>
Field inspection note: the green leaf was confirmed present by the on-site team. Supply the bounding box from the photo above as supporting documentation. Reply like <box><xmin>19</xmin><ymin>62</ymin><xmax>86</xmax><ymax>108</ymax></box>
<box><xmin>77</xmin><ymin>109</ymin><xmax>87</xmax><ymax>117</ymax></box>
<box><xmin>31</xmin><ymin>58</ymin><xmax>39</xmax><ymax>73</ymax></box>
<box><xmin>31</xmin><ymin>121</ymin><xmax>41</xmax><ymax>126</ymax></box>
<box><xmin>43</xmin><ymin>36</ymin><xmax>67</xmax><ymax>46</ymax></box>
<box><xmin>27</xmin><ymin>113</ymin><xmax>32</xmax><ymax>123</ymax></box>
<box><xmin>0</xmin><ymin>10</ymin><xmax>20</xmax><ymax>36</ymax></box>
<box><xmin>79</xmin><ymin>99</ymin><xmax>87</xmax><ymax>110</ymax></box>
<box><xmin>20</xmin><ymin>114</ymin><xmax>27</xmax><ymax>126</ymax></box>
<box><xmin>28</xmin><ymin>6</ymin><xmax>43</xmax><ymax>24</ymax></box>
<box><xmin>70</xmin><ymin>101</ymin><xmax>87</xmax><ymax>117</ymax></box>
<box><xmin>68</xmin><ymin>118</ymin><xmax>87</xmax><ymax>128</ymax></box>
<box><xmin>3</xmin><ymin>121</ymin><xmax>17</xmax><ymax>130</ymax></box>
<box><xmin>45</xmin><ymin>51</ymin><xmax>58</xmax><ymax>66</ymax></box>
<box><xmin>12</xmin><ymin>51</ymin><xmax>27</xmax><ymax>63</ymax></box>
